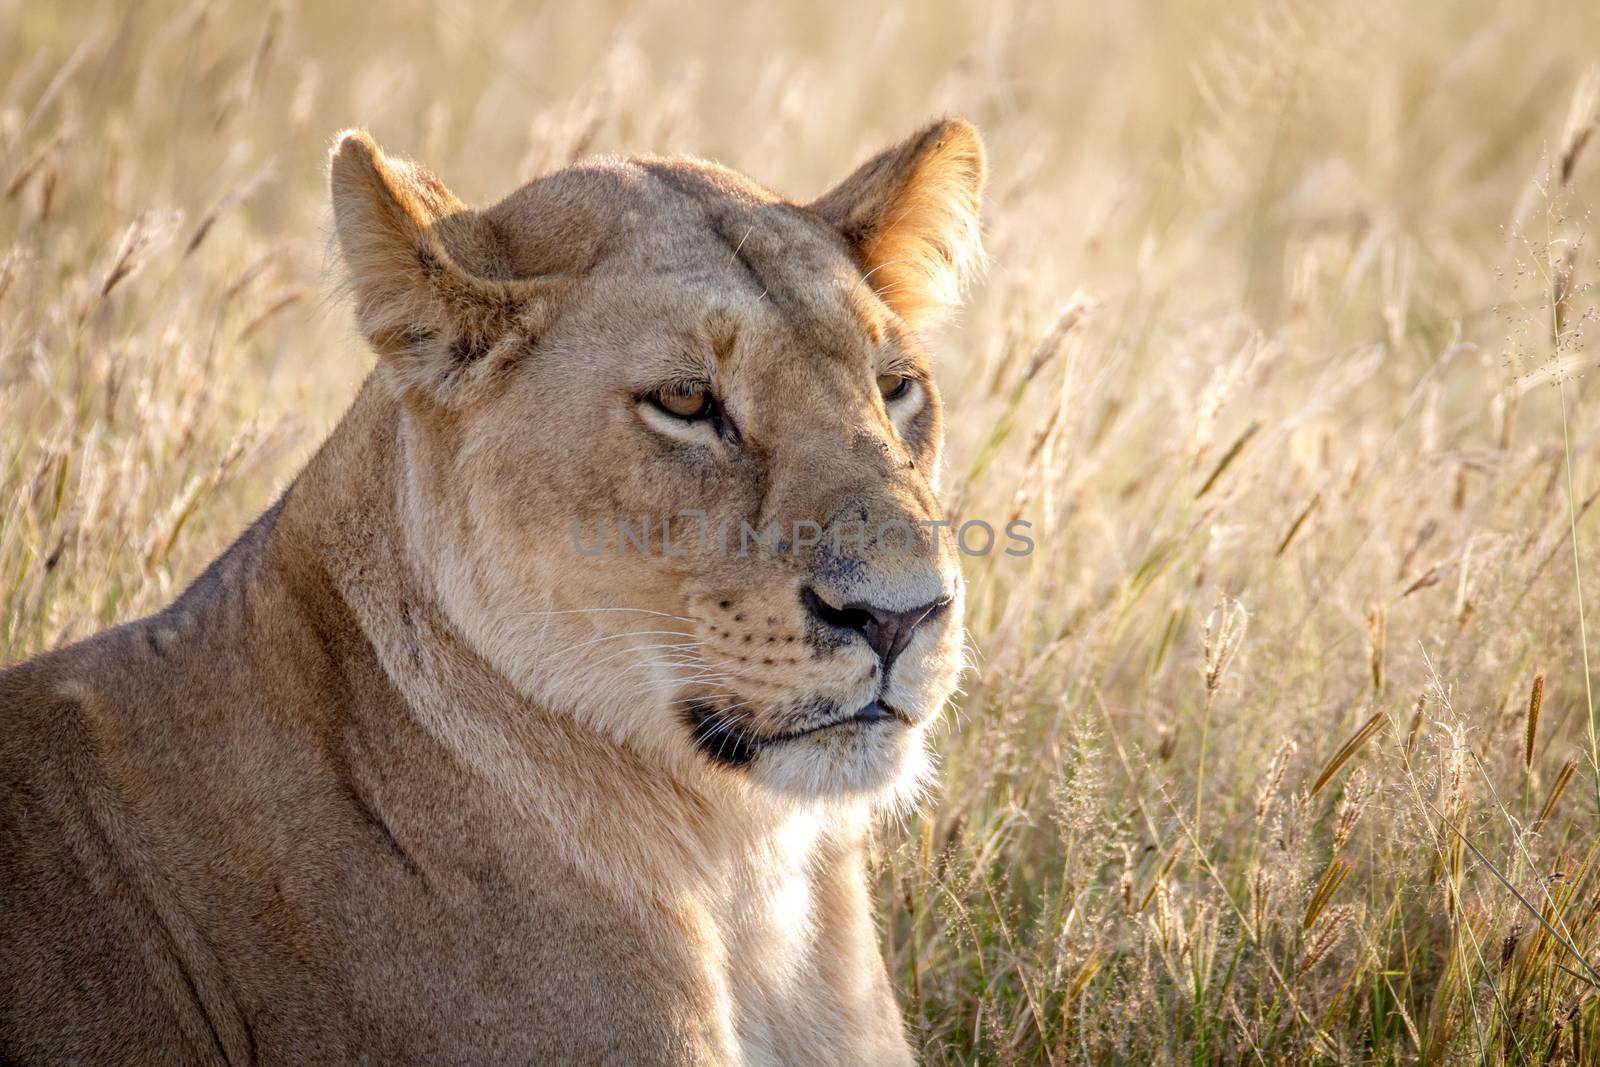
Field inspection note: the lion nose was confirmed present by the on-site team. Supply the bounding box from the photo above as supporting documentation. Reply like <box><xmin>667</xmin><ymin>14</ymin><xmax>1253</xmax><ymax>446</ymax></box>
<box><xmin>801</xmin><ymin>587</ymin><xmax>951</xmax><ymax>675</ymax></box>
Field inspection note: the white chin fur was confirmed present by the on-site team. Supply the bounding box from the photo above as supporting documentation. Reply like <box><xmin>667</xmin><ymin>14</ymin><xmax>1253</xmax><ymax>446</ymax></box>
<box><xmin>748</xmin><ymin>721</ymin><xmax>933</xmax><ymax>810</ymax></box>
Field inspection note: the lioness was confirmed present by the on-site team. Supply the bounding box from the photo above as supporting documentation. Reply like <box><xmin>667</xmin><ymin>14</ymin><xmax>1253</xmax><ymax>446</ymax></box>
<box><xmin>0</xmin><ymin>117</ymin><xmax>984</xmax><ymax>1065</ymax></box>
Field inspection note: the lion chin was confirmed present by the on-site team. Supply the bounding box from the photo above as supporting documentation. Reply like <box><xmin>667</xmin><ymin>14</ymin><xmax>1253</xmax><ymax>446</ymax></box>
<box><xmin>0</xmin><ymin>116</ymin><xmax>985</xmax><ymax>1066</ymax></box>
<box><xmin>684</xmin><ymin>696</ymin><xmax>937</xmax><ymax>802</ymax></box>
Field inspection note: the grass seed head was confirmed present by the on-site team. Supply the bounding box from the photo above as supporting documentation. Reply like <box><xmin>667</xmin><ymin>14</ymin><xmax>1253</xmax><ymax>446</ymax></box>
<box><xmin>1311</xmin><ymin>710</ymin><xmax>1389</xmax><ymax>797</ymax></box>
<box><xmin>1523</xmin><ymin>672</ymin><xmax>1545</xmax><ymax>769</ymax></box>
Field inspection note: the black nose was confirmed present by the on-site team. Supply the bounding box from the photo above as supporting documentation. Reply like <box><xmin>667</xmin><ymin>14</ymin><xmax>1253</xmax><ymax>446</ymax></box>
<box><xmin>801</xmin><ymin>587</ymin><xmax>950</xmax><ymax>675</ymax></box>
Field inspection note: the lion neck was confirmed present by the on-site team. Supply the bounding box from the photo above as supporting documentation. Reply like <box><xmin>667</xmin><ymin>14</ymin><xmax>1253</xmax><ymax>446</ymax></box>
<box><xmin>266</xmin><ymin>375</ymin><xmax>875</xmax><ymax>913</ymax></box>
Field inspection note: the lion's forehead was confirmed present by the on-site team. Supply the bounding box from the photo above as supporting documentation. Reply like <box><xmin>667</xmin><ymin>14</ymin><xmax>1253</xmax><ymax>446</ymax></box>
<box><xmin>488</xmin><ymin>154</ymin><xmax>875</xmax><ymax>334</ymax></box>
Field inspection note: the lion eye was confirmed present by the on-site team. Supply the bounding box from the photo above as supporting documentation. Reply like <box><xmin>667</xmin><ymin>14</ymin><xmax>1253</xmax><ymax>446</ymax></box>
<box><xmin>650</xmin><ymin>388</ymin><xmax>715</xmax><ymax>420</ymax></box>
<box><xmin>877</xmin><ymin>373</ymin><xmax>911</xmax><ymax>402</ymax></box>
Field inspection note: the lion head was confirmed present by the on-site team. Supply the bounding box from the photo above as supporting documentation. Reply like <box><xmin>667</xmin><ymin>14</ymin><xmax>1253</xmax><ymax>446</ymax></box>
<box><xmin>330</xmin><ymin>119</ymin><xmax>985</xmax><ymax>805</ymax></box>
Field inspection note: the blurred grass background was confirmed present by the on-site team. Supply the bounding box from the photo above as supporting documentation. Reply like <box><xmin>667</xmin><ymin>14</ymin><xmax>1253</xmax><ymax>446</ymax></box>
<box><xmin>7</xmin><ymin>0</ymin><xmax>1600</xmax><ymax>1061</ymax></box>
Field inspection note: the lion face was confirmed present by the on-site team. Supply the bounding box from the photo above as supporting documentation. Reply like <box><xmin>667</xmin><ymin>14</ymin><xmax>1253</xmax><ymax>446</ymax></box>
<box><xmin>331</xmin><ymin>121</ymin><xmax>985</xmax><ymax>804</ymax></box>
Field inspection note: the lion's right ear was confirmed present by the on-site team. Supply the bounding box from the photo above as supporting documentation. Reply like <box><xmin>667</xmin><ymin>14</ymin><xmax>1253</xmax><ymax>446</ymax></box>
<box><xmin>330</xmin><ymin>130</ymin><xmax>547</xmax><ymax>400</ymax></box>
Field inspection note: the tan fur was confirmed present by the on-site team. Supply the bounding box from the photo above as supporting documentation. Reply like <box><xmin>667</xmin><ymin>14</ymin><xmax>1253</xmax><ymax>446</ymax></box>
<box><xmin>0</xmin><ymin>119</ymin><xmax>984</xmax><ymax>1065</ymax></box>
<box><xmin>809</xmin><ymin>122</ymin><xmax>985</xmax><ymax>328</ymax></box>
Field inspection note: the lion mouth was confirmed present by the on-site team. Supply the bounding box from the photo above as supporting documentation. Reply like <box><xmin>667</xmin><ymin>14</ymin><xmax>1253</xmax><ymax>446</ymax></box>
<box><xmin>686</xmin><ymin>699</ymin><xmax>907</xmax><ymax>767</ymax></box>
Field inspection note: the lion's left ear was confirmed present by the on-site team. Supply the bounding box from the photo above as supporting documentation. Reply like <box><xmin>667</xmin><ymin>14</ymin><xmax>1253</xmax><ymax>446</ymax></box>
<box><xmin>808</xmin><ymin>118</ymin><xmax>986</xmax><ymax>328</ymax></box>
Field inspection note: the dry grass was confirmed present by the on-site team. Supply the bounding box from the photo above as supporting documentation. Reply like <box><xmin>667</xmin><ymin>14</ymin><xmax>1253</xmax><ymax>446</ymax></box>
<box><xmin>6</xmin><ymin>1</ymin><xmax>1600</xmax><ymax>1062</ymax></box>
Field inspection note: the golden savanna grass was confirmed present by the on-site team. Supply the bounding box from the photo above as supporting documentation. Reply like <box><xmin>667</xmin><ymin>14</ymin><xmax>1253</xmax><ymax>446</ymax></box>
<box><xmin>6</xmin><ymin>1</ymin><xmax>1600</xmax><ymax>1062</ymax></box>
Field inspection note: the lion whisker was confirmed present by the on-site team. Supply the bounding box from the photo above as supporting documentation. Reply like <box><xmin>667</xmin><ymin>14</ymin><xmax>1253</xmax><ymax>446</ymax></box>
<box><xmin>546</xmin><ymin>627</ymin><xmax>699</xmax><ymax>659</ymax></box>
<box><xmin>509</xmin><ymin>606</ymin><xmax>699</xmax><ymax>624</ymax></box>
